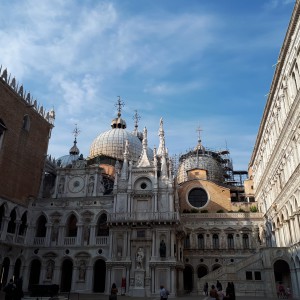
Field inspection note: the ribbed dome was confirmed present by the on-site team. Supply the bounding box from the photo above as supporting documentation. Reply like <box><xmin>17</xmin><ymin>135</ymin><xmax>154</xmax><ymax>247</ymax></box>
<box><xmin>57</xmin><ymin>154</ymin><xmax>79</xmax><ymax>168</ymax></box>
<box><xmin>89</xmin><ymin>128</ymin><xmax>144</xmax><ymax>162</ymax></box>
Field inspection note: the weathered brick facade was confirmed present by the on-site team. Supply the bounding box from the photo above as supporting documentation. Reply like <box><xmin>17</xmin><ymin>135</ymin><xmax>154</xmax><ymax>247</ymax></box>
<box><xmin>0</xmin><ymin>79</ymin><xmax>52</xmax><ymax>205</ymax></box>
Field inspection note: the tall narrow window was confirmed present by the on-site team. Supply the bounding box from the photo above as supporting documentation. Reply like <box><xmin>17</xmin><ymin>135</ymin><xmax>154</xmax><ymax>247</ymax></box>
<box><xmin>19</xmin><ymin>212</ymin><xmax>27</xmax><ymax>236</ymax></box>
<box><xmin>7</xmin><ymin>209</ymin><xmax>16</xmax><ymax>234</ymax></box>
<box><xmin>227</xmin><ymin>234</ymin><xmax>234</xmax><ymax>249</ymax></box>
<box><xmin>212</xmin><ymin>234</ymin><xmax>219</xmax><ymax>249</ymax></box>
<box><xmin>184</xmin><ymin>235</ymin><xmax>190</xmax><ymax>248</ymax></box>
<box><xmin>22</xmin><ymin>115</ymin><xmax>30</xmax><ymax>131</ymax></box>
<box><xmin>198</xmin><ymin>234</ymin><xmax>204</xmax><ymax>249</ymax></box>
<box><xmin>243</xmin><ymin>234</ymin><xmax>249</xmax><ymax>249</ymax></box>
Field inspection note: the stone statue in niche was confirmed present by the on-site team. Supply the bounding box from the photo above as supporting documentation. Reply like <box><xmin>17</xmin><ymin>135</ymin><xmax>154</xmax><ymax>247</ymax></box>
<box><xmin>58</xmin><ymin>178</ymin><xmax>65</xmax><ymax>194</ymax></box>
<box><xmin>136</xmin><ymin>247</ymin><xmax>144</xmax><ymax>269</ymax></box>
<box><xmin>79</xmin><ymin>260</ymin><xmax>86</xmax><ymax>280</ymax></box>
<box><xmin>259</xmin><ymin>224</ymin><xmax>266</xmax><ymax>245</ymax></box>
<box><xmin>46</xmin><ymin>260</ymin><xmax>54</xmax><ymax>280</ymax></box>
<box><xmin>159</xmin><ymin>240</ymin><xmax>166</xmax><ymax>258</ymax></box>
<box><xmin>88</xmin><ymin>177</ymin><xmax>94</xmax><ymax>195</ymax></box>
<box><xmin>97</xmin><ymin>174</ymin><xmax>104</xmax><ymax>194</ymax></box>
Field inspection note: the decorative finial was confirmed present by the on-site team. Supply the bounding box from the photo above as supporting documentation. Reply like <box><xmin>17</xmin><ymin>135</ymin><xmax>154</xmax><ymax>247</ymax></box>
<box><xmin>133</xmin><ymin>110</ymin><xmax>141</xmax><ymax>131</ymax></box>
<box><xmin>73</xmin><ymin>124</ymin><xmax>81</xmax><ymax>143</ymax></box>
<box><xmin>115</xmin><ymin>96</ymin><xmax>125</xmax><ymax>117</ymax></box>
<box><xmin>196</xmin><ymin>125</ymin><xmax>203</xmax><ymax>144</ymax></box>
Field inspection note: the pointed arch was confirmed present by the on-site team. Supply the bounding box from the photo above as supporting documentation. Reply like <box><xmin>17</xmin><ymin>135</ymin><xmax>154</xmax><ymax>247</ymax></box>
<box><xmin>36</xmin><ymin>215</ymin><xmax>47</xmax><ymax>237</ymax></box>
<box><xmin>66</xmin><ymin>214</ymin><xmax>78</xmax><ymax>237</ymax></box>
<box><xmin>96</xmin><ymin>213</ymin><xmax>109</xmax><ymax>236</ymax></box>
<box><xmin>19</xmin><ymin>211</ymin><xmax>27</xmax><ymax>236</ymax></box>
<box><xmin>7</xmin><ymin>208</ymin><xmax>17</xmax><ymax>233</ymax></box>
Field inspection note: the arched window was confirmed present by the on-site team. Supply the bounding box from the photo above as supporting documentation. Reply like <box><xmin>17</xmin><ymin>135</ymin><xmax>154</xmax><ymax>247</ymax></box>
<box><xmin>227</xmin><ymin>234</ymin><xmax>234</xmax><ymax>249</ymax></box>
<box><xmin>198</xmin><ymin>234</ymin><xmax>204</xmax><ymax>249</ymax></box>
<box><xmin>66</xmin><ymin>214</ymin><xmax>77</xmax><ymax>237</ymax></box>
<box><xmin>212</xmin><ymin>234</ymin><xmax>219</xmax><ymax>249</ymax></box>
<box><xmin>22</xmin><ymin>115</ymin><xmax>30</xmax><ymax>131</ymax></box>
<box><xmin>35</xmin><ymin>215</ymin><xmax>47</xmax><ymax>237</ymax></box>
<box><xmin>7</xmin><ymin>209</ymin><xmax>16</xmax><ymax>234</ymax></box>
<box><xmin>96</xmin><ymin>213</ymin><xmax>109</xmax><ymax>236</ymax></box>
<box><xmin>242</xmin><ymin>234</ymin><xmax>249</xmax><ymax>249</ymax></box>
<box><xmin>19</xmin><ymin>212</ymin><xmax>27</xmax><ymax>236</ymax></box>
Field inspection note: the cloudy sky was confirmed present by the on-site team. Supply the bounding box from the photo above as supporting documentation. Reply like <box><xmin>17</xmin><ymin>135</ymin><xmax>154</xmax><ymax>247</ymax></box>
<box><xmin>0</xmin><ymin>0</ymin><xmax>294</xmax><ymax>170</ymax></box>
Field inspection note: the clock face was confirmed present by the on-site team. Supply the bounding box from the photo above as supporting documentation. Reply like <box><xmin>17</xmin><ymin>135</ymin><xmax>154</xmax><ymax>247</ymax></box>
<box><xmin>68</xmin><ymin>177</ymin><xmax>85</xmax><ymax>193</ymax></box>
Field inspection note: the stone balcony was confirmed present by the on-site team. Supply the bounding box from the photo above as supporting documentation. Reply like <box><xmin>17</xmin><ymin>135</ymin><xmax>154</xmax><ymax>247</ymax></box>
<box><xmin>108</xmin><ymin>211</ymin><xmax>180</xmax><ymax>225</ymax></box>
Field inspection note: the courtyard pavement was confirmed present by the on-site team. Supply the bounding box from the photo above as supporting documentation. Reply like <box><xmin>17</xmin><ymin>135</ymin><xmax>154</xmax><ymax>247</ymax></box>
<box><xmin>0</xmin><ymin>291</ymin><xmax>297</xmax><ymax>300</ymax></box>
<box><xmin>10</xmin><ymin>292</ymin><xmax>299</xmax><ymax>300</ymax></box>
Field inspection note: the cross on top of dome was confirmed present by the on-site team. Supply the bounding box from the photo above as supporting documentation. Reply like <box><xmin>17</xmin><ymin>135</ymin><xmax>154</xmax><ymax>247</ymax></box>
<box><xmin>70</xmin><ymin>124</ymin><xmax>80</xmax><ymax>155</ymax></box>
<box><xmin>115</xmin><ymin>96</ymin><xmax>124</xmax><ymax>118</ymax></box>
<box><xmin>111</xmin><ymin>96</ymin><xmax>127</xmax><ymax>129</ymax></box>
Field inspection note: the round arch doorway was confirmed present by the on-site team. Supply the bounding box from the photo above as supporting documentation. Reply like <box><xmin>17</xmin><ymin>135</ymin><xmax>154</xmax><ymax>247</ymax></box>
<box><xmin>93</xmin><ymin>259</ymin><xmax>106</xmax><ymax>292</ymax></box>
<box><xmin>28</xmin><ymin>259</ymin><xmax>41</xmax><ymax>289</ymax></box>
<box><xmin>60</xmin><ymin>259</ymin><xmax>73</xmax><ymax>292</ymax></box>
<box><xmin>274</xmin><ymin>259</ymin><xmax>291</xmax><ymax>292</ymax></box>
<box><xmin>183</xmin><ymin>265</ymin><xmax>193</xmax><ymax>293</ymax></box>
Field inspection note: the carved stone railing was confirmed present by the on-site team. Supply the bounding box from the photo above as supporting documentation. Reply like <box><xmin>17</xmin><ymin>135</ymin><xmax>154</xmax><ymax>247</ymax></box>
<box><xmin>181</xmin><ymin>212</ymin><xmax>263</xmax><ymax>220</ymax></box>
<box><xmin>95</xmin><ymin>236</ymin><xmax>109</xmax><ymax>245</ymax></box>
<box><xmin>33</xmin><ymin>237</ymin><xmax>45</xmax><ymax>245</ymax></box>
<box><xmin>64</xmin><ymin>237</ymin><xmax>76</xmax><ymax>245</ymax></box>
<box><xmin>108</xmin><ymin>211</ymin><xmax>180</xmax><ymax>223</ymax></box>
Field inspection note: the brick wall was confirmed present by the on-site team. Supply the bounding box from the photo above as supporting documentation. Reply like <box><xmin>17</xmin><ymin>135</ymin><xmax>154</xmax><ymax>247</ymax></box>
<box><xmin>0</xmin><ymin>80</ymin><xmax>52</xmax><ymax>205</ymax></box>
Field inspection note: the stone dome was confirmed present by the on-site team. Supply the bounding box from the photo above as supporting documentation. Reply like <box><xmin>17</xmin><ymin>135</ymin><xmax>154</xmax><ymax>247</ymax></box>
<box><xmin>57</xmin><ymin>138</ymin><xmax>81</xmax><ymax>168</ymax></box>
<box><xmin>89</xmin><ymin>128</ymin><xmax>144</xmax><ymax>162</ymax></box>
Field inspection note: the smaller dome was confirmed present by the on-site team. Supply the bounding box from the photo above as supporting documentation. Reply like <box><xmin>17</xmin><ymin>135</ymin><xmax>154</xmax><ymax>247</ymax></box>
<box><xmin>57</xmin><ymin>154</ymin><xmax>79</xmax><ymax>168</ymax></box>
<box><xmin>57</xmin><ymin>137</ymin><xmax>81</xmax><ymax>168</ymax></box>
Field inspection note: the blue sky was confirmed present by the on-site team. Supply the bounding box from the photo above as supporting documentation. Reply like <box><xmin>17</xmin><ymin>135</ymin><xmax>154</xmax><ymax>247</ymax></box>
<box><xmin>0</xmin><ymin>0</ymin><xmax>294</xmax><ymax>170</ymax></box>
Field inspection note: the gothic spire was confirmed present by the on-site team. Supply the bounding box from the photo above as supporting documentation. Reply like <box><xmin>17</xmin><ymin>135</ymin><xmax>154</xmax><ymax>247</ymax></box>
<box><xmin>157</xmin><ymin>117</ymin><xmax>166</xmax><ymax>157</ymax></box>
<box><xmin>137</xmin><ymin>127</ymin><xmax>151</xmax><ymax>167</ymax></box>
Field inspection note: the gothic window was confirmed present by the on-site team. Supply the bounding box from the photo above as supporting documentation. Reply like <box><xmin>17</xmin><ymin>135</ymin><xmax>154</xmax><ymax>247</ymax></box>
<box><xmin>36</xmin><ymin>215</ymin><xmax>47</xmax><ymax>237</ymax></box>
<box><xmin>97</xmin><ymin>213</ymin><xmax>109</xmax><ymax>236</ymax></box>
<box><xmin>0</xmin><ymin>119</ymin><xmax>7</xmax><ymax>150</ymax></box>
<box><xmin>7</xmin><ymin>209</ymin><xmax>16</xmax><ymax>234</ymax></box>
<box><xmin>66</xmin><ymin>214</ymin><xmax>77</xmax><ymax>237</ymax></box>
<box><xmin>227</xmin><ymin>234</ymin><xmax>234</xmax><ymax>249</ymax></box>
<box><xmin>18</xmin><ymin>212</ymin><xmax>27</xmax><ymax>236</ymax></box>
<box><xmin>242</xmin><ymin>234</ymin><xmax>249</xmax><ymax>249</ymax></box>
<box><xmin>184</xmin><ymin>234</ymin><xmax>190</xmax><ymax>248</ymax></box>
<box><xmin>212</xmin><ymin>234</ymin><xmax>219</xmax><ymax>249</ymax></box>
<box><xmin>188</xmin><ymin>188</ymin><xmax>208</xmax><ymax>208</ymax></box>
<box><xmin>198</xmin><ymin>234</ymin><xmax>204</xmax><ymax>249</ymax></box>
<box><xmin>22</xmin><ymin>115</ymin><xmax>30</xmax><ymax>131</ymax></box>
